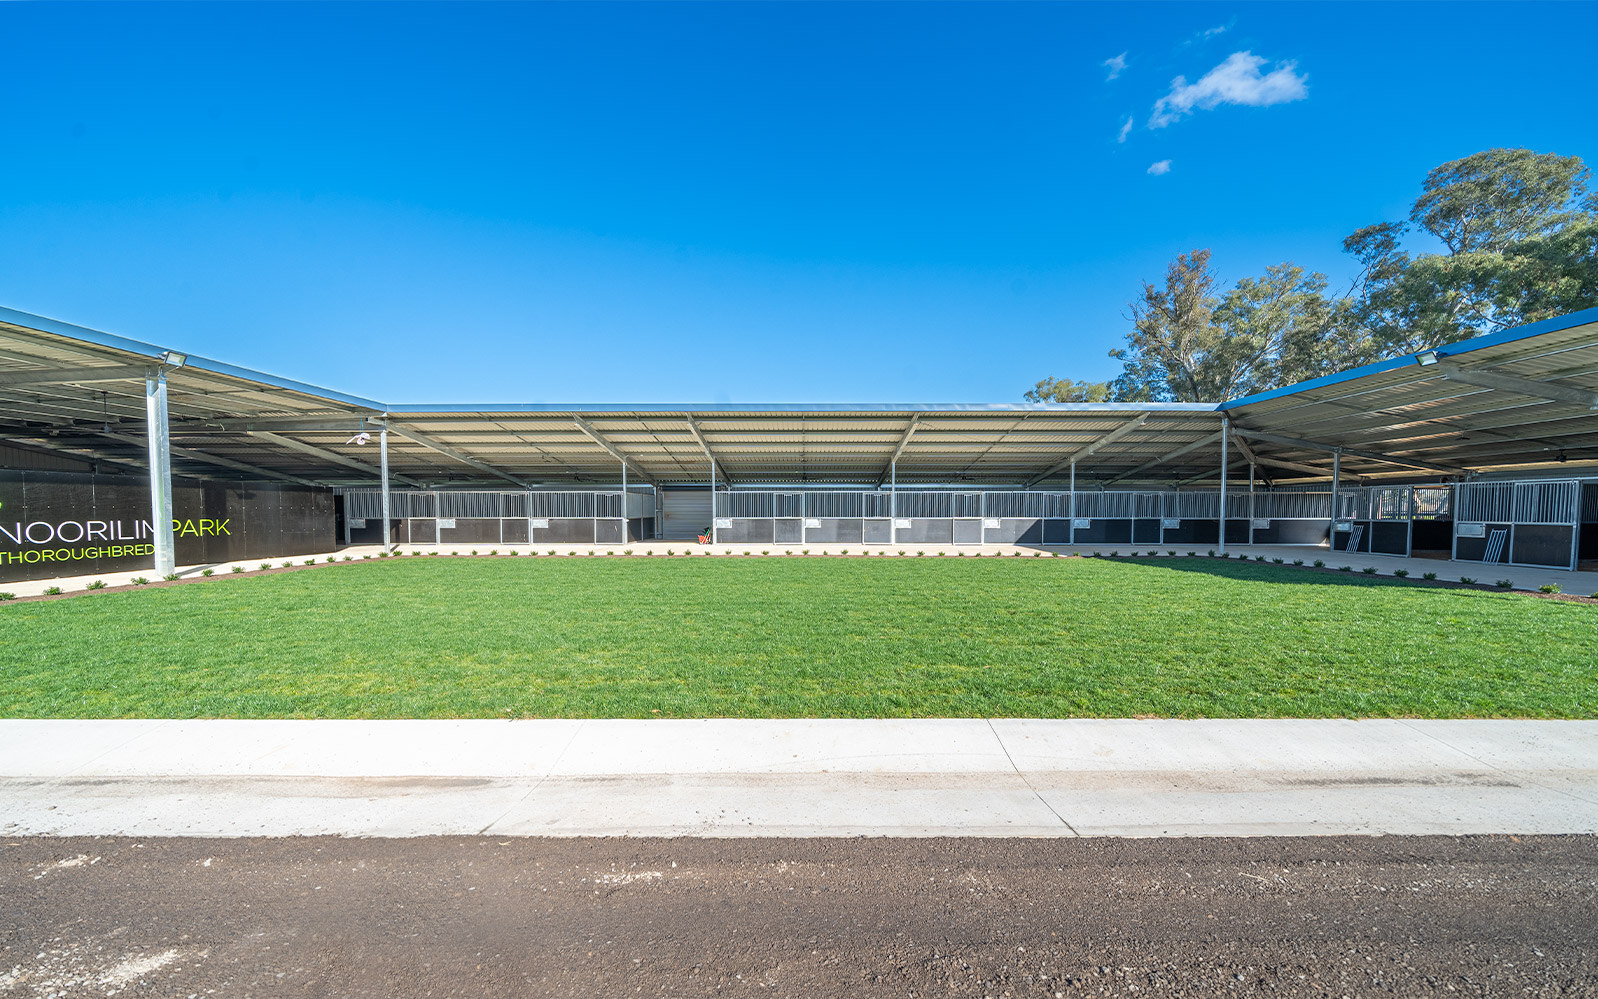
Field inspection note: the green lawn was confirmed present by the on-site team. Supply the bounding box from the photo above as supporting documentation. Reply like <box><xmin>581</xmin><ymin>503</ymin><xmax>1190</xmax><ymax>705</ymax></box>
<box><xmin>2</xmin><ymin>555</ymin><xmax>1594</xmax><ymax>719</ymax></box>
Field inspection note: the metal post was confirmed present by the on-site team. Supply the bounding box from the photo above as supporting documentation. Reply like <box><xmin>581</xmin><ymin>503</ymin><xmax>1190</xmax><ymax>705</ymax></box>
<box><xmin>709</xmin><ymin>453</ymin><xmax>717</xmax><ymax>545</ymax></box>
<box><xmin>1330</xmin><ymin>449</ymin><xmax>1341</xmax><ymax>548</ymax></box>
<box><xmin>145</xmin><ymin>368</ymin><xmax>176</xmax><ymax>577</ymax></box>
<box><xmin>1248</xmin><ymin>462</ymin><xmax>1256</xmax><ymax>546</ymax></box>
<box><xmin>1068</xmin><ymin>462</ymin><xmax>1077</xmax><ymax>546</ymax></box>
<box><xmin>379</xmin><ymin>426</ymin><xmax>393</xmax><ymax>554</ymax></box>
<box><xmin>1218</xmin><ymin>421</ymin><xmax>1229</xmax><ymax>555</ymax></box>
<box><xmin>890</xmin><ymin>460</ymin><xmax>897</xmax><ymax>543</ymax></box>
<box><xmin>343</xmin><ymin>510</ymin><xmax>352</xmax><ymax>547</ymax></box>
<box><xmin>621</xmin><ymin>461</ymin><xmax>627</xmax><ymax>543</ymax></box>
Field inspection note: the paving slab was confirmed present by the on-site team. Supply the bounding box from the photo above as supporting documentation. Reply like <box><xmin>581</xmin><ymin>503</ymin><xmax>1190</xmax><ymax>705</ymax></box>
<box><xmin>1</xmin><ymin>718</ymin><xmax>1595</xmax><ymax>838</ymax></box>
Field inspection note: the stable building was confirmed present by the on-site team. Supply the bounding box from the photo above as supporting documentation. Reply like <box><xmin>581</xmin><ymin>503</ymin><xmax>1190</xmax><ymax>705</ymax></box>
<box><xmin>1</xmin><ymin>304</ymin><xmax>1595</xmax><ymax>584</ymax></box>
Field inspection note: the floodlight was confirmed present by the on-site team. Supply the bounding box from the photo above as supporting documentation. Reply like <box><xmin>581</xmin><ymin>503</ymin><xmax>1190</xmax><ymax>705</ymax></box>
<box><xmin>159</xmin><ymin>350</ymin><xmax>188</xmax><ymax>368</ymax></box>
<box><xmin>1415</xmin><ymin>350</ymin><xmax>1439</xmax><ymax>366</ymax></box>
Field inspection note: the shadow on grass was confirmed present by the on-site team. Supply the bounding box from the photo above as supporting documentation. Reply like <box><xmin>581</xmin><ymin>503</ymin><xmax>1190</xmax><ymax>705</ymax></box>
<box><xmin>1061</xmin><ymin>552</ymin><xmax>1501</xmax><ymax>593</ymax></box>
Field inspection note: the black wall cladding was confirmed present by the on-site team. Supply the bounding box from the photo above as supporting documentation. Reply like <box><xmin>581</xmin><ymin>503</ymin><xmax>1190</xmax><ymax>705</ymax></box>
<box><xmin>0</xmin><ymin>469</ymin><xmax>334</xmax><ymax>582</ymax></box>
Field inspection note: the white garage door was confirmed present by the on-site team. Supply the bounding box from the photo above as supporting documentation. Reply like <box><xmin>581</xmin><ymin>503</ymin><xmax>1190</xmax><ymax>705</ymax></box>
<box><xmin>661</xmin><ymin>489</ymin><xmax>713</xmax><ymax>540</ymax></box>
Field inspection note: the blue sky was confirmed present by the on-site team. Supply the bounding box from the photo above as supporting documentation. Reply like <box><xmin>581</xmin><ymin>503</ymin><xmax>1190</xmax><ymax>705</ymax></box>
<box><xmin>1</xmin><ymin>2</ymin><xmax>1592</xmax><ymax>404</ymax></box>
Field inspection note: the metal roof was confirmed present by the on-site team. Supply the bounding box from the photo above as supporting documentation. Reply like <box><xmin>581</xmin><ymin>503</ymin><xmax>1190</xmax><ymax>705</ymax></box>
<box><xmin>0</xmin><ymin>304</ymin><xmax>1594</xmax><ymax>489</ymax></box>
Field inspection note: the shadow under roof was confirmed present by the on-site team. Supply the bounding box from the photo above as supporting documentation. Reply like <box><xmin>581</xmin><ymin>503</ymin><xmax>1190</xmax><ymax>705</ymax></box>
<box><xmin>1</xmin><ymin>304</ymin><xmax>1594</xmax><ymax>489</ymax></box>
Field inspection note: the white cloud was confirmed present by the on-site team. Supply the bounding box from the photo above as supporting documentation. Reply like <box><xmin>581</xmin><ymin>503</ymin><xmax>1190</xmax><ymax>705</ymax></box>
<box><xmin>1149</xmin><ymin>51</ymin><xmax>1308</xmax><ymax>128</ymax></box>
<box><xmin>1147</xmin><ymin>160</ymin><xmax>1172</xmax><ymax>175</ymax></box>
<box><xmin>1197</xmin><ymin>24</ymin><xmax>1229</xmax><ymax>40</ymax></box>
<box><xmin>1117</xmin><ymin>116</ymin><xmax>1134</xmax><ymax>143</ymax></box>
<box><xmin>1102</xmin><ymin>52</ymin><xmax>1128</xmax><ymax>81</ymax></box>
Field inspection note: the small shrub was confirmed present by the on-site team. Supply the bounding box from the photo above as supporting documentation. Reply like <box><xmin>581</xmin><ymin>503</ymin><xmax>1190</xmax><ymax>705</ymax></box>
<box><xmin>231</xmin><ymin>566</ymin><xmax>245</xmax><ymax>573</ymax></box>
<box><xmin>1168</xmin><ymin>551</ymin><xmax>1177</xmax><ymax>557</ymax></box>
<box><xmin>1460</xmin><ymin>576</ymin><xmax>1477</xmax><ymax>585</ymax></box>
<box><xmin>1207</xmin><ymin>549</ymin><xmax>1216</xmax><ymax>557</ymax></box>
<box><xmin>204</xmin><ymin>568</ymin><xmax>217</xmax><ymax>575</ymax></box>
<box><xmin>1272</xmin><ymin>558</ymin><xmax>1284</xmax><ymax>564</ymax></box>
<box><xmin>587</xmin><ymin>550</ymin><xmax>595</xmax><ymax>557</ymax></box>
<box><xmin>1496</xmin><ymin>579</ymin><xmax>1514</xmax><ymax>589</ymax></box>
<box><xmin>840</xmin><ymin>550</ymin><xmax>849</xmax><ymax>556</ymax></box>
<box><xmin>164</xmin><ymin>573</ymin><xmax>180</xmax><ymax>581</ymax></box>
<box><xmin>566</xmin><ymin>551</ymin><xmax>576</xmax><ymax>557</ymax></box>
<box><xmin>1538</xmin><ymin>583</ymin><xmax>1561</xmax><ymax>594</ymax></box>
<box><xmin>0</xmin><ymin>592</ymin><xmax>14</xmax><ymax>601</ymax></box>
<box><xmin>898</xmin><ymin>550</ymin><xmax>906</xmax><ymax>556</ymax></box>
<box><xmin>1108</xmin><ymin>551</ymin><xmax>1119</xmax><ymax>558</ymax></box>
<box><xmin>1590</xmin><ymin>592</ymin><xmax>1598</xmax><ymax>600</ymax></box>
<box><xmin>937</xmin><ymin>551</ymin><xmax>946</xmax><ymax>556</ymax></box>
<box><xmin>1339</xmin><ymin>565</ymin><xmax>1353</xmax><ymax>572</ymax></box>
<box><xmin>801</xmin><ymin>549</ymin><xmax>809</xmax><ymax>555</ymax></box>
<box><xmin>548</xmin><ymin>550</ymin><xmax>557</xmax><ymax>556</ymax></box>
<box><xmin>260</xmin><ymin>563</ymin><xmax>272</xmax><ymax>571</ymax></box>
<box><xmin>281</xmin><ymin>561</ymin><xmax>293</xmax><ymax>568</ymax></box>
<box><xmin>625</xmin><ymin>549</ymin><xmax>635</xmax><ymax>556</ymax></box>
<box><xmin>44</xmin><ymin>586</ymin><xmax>62</xmax><ymax>596</ymax></box>
<box><xmin>1393</xmin><ymin>568</ymin><xmax>1409</xmax><ymax>578</ymax></box>
<box><xmin>412</xmin><ymin>551</ymin><xmax>421</xmax><ymax>557</ymax></box>
<box><xmin>471</xmin><ymin>550</ymin><xmax>479</xmax><ymax>556</ymax></box>
<box><xmin>1032</xmin><ymin>552</ymin><xmax>1041</xmax><ymax>557</ymax></box>
<box><xmin>130</xmin><ymin>577</ymin><xmax>150</xmax><ymax>586</ymax></box>
<box><xmin>1423</xmin><ymin>572</ymin><xmax>1437</xmax><ymax>580</ymax></box>
<box><xmin>761</xmin><ymin>550</ymin><xmax>769</xmax><ymax>556</ymax></box>
<box><xmin>1313</xmin><ymin>559</ymin><xmax>1325</xmax><ymax>568</ymax></box>
<box><xmin>326</xmin><ymin>557</ymin><xmax>336</xmax><ymax>563</ymax></box>
<box><xmin>1187</xmin><ymin>551</ymin><xmax>1196</xmax><ymax>557</ymax></box>
<box><xmin>86</xmin><ymin>580</ymin><xmax>106</xmax><ymax>590</ymax></box>
<box><xmin>508</xmin><ymin>550</ymin><xmax>519</xmax><ymax>556</ymax></box>
<box><xmin>348</xmin><ymin>555</ymin><xmax>357</xmax><ymax>561</ymax></box>
<box><xmin>451</xmin><ymin>551</ymin><xmax>460</xmax><ymax>557</ymax></box>
<box><xmin>785</xmin><ymin>550</ymin><xmax>794</xmax><ymax>556</ymax></box>
<box><xmin>957</xmin><ymin>552</ymin><xmax>966</xmax><ymax>557</ymax></box>
<box><xmin>666</xmin><ymin>549</ymin><xmax>675</xmax><ymax>556</ymax></box>
<box><xmin>1293</xmin><ymin>559</ymin><xmax>1304</xmax><ymax>566</ymax></box>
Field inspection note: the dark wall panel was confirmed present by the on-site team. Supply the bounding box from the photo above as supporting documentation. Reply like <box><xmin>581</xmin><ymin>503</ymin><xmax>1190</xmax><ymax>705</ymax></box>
<box><xmin>0</xmin><ymin>469</ymin><xmax>333</xmax><ymax>582</ymax></box>
<box><xmin>1251</xmin><ymin>519</ymin><xmax>1331</xmax><ymax>545</ymax></box>
<box><xmin>1453</xmin><ymin>523</ymin><xmax>1511</xmax><ymax>563</ymax></box>
<box><xmin>1511</xmin><ymin>525</ymin><xmax>1575</xmax><ymax>569</ymax></box>
<box><xmin>1067</xmin><ymin>520</ymin><xmax>1132</xmax><ymax>545</ymax></box>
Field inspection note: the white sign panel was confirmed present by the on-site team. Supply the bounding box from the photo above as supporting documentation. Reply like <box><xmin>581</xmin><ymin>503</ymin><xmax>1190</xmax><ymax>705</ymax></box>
<box><xmin>714</xmin><ymin>518</ymin><xmax>732</xmax><ymax>529</ymax></box>
<box><xmin>893</xmin><ymin>519</ymin><xmax>913</xmax><ymax>529</ymax></box>
<box><xmin>1073</xmin><ymin>518</ymin><xmax>1092</xmax><ymax>529</ymax></box>
<box><xmin>437</xmin><ymin>518</ymin><xmax>456</xmax><ymax>529</ymax></box>
<box><xmin>1251</xmin><ymin>518</ymin><xmax>1271</xmax><ymax>529</ymax></box>
<box><xmin>530</xmin><ymin>518</ymin><xmax>549</xmax><ymax>529</ymax></box>
<box><xmin>1456</xmin><ymin>522</ymin><xmax>1487</xmax><ymax>538</ymax></box>
<box><xmin>803</xmin><ymin>518</ymin><xmax>821</xmax><ymax>528</ymax></box>
<box><xmin>349</xmin><ymin>518</ymin><xmax>366</xmax><ymax>529</ymax></box>
<box><xmin>1161</xmin><ymin>518</ymin><xmax>1180</xmax><ymax>529</ymax></box>
<box><xmin>982</xmin><ymin>518</ymin><xmax>1002</xmax><ymax>530</ymax></box>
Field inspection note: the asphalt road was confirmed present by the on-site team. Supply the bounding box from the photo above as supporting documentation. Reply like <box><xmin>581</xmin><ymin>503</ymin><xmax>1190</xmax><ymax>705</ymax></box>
<box><xmin>2</xmin><ymin>835</ymin><xmax>1594</xmax><ymax>998</ymax></box>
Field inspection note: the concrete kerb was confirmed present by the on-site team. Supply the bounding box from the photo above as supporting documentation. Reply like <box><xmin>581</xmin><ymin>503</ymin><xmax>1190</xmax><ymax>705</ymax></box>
<box><xmin>3</xmin><ymin>541</ymin><xmax>1594</xmax><ymax>600</ymax></box>
<box><xmin>2</xmin><ymin>719</ymin><xmax>1595</xmax><ymax>839</ymax></box>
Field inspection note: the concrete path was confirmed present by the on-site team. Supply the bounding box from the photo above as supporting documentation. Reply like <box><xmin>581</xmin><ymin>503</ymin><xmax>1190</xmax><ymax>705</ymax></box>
<box><xmin>2</xmin><ymin>719</ymin><xmax>1594</xmax><ymax>838</ymax></box>
<box><xmin>4</xmin><ymin>541</ymin><xmax>1594</xmax><ymax>599</ymax></box>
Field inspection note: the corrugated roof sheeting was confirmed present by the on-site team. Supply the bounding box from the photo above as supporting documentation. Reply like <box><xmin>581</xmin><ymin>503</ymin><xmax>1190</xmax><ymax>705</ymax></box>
<box><xmin>1</xmin><ymin>305</ymin><xmax>1595</xmax><ymax>488</ymax></box>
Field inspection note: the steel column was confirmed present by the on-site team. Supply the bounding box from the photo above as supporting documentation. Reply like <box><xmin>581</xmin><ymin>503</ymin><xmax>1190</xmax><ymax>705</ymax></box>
<box><xmin>1330</xmin><ymin>449</ymin><xmax>1341</xmax><ymax>535</ymax></box>
<box><xmin>1248</xmin><ymin>463</ymin><xmax>1256</xmax><ymax>546</ymax></box>
<box><xmin>1218</xmin><ymin>421</ymin><xmax>1229</xmax><ymax>555</ymax></box>
<box><xmin>710</xmin><ymin>452</ymin><xmax>717</xmax><ymax>544</ymax></box>
<box><xmin>379</xmin><ymin>427</ymin><xmax>393</xmax><ymax>554</ymax></box>
<box><xmin>1068</xmin><ymin>462</ymin><xmax>1076</xmax><ymax>546</ymax></box>
<box><xmin>144</xmin><ymin>369</ymin><xmax>176</xmax><ymax>577</ymax></box>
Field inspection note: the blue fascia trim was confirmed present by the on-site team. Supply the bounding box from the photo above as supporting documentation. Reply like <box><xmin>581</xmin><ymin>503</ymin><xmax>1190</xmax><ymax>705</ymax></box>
<box><xmin>1219</xmin><ymin>306</ymin><xmax>1598</xmax><ymax>412</ymax></box>
<box><xmin>384</xmin><ymin>402</ymin><xmax>1224</xmax><ymax>414</ymax></box>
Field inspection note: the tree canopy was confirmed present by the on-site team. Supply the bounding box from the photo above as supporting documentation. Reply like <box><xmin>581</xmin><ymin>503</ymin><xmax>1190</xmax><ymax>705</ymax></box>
<box><xmin>1030</xmin><ymin>148</ymin><xmax>1597</xmax><ymax>403</ymax></box>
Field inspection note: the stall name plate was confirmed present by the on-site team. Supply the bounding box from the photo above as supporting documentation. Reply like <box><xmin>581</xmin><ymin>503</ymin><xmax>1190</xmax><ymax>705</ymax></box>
<box><xmin>1161</xmin><ymin>518</ymin><xmax>1180</xmax><ymax>529</ymax></box>
<box><xmin>1073</xmin><ymin>519</ymin><xmax>1093</xmax><ymax>529</ymax></box>
<box><xmin>893</xmin><ymin>519</ymin><xmax>912</xmax><ymax>529</ymax></box>
<box><xmin>1252</xmin><ymin>518</ymin><xmax>1271</xmax><ymax>529</ymax></box>
<box><xmin>1457</xmin><ymin>522</ymin><xmax>1487</xmax><ymax>538</ymax></box>
<box><xmin>803</xmin><ymin>518</ymin><xmax>821</xmax><ymax>528</ymax></box>
<box><xmin>982</xmin><ymin>518</ymin><xmax>1002</xmax><ymax>529</ymax></box>
<box><xmin>437</xmin><ymin>518</ymin><xmax>456</xmax><ymax>529</ymax></box>
<box><xmin>714</xmin><ymin>518</ymin><xmax>732</xmax><ymax>529</ymax></box>
<box><xmin>530</xmin><ymin>518</ymin><xmax>549</xmax><ymax>529</ymax></box>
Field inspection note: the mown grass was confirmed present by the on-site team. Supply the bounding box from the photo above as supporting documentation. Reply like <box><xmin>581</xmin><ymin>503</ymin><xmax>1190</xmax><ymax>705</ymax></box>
<box><xmin>1</xmin><ymin>555</ymin><xmax>1594</xmax><ymax>719</ymax></box>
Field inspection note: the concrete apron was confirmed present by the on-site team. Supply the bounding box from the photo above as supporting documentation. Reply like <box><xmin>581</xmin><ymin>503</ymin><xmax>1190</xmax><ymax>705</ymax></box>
<box><xmin>2</xmin><ymin>719</ymin><xmax>1594</xmax><ymax>839</ymax></box>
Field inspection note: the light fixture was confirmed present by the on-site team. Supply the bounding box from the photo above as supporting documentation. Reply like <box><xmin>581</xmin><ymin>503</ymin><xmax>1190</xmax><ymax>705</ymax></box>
<box><xmin>159</xmin><ymin>350</ymin><xmax>188</xmax><ymax>368</ymax></box>
<box><xmin>1415</xmin><ymin>350</ymin><xmax>1439</xmax><ymax>366</ymax></box>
